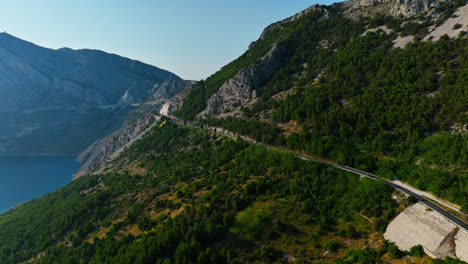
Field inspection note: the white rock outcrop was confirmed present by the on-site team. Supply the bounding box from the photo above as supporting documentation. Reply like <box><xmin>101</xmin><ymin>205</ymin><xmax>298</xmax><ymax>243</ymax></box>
<box><xmin>199</xmin><ymin>43</ymin><xmax>285</xmax><ymax>117</ymax></box>
<box><xmin>384</xmin><ymin>203</ymin><xmax>468</xmax><ymax>261</ymax></box>
<box><xmin>424</xmin><ymin>3</ymin><xmax>468</xmax><ymax>41</ymax></box>
<box><xmin>343</xmin><ymin>0</ymin><xmax>439</xmax><ymax>18</ymax></box>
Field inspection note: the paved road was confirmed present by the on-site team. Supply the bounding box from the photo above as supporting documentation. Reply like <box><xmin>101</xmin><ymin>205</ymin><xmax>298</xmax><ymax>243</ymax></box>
<box><xmin>174</xmin><ymin>118</ymin><xmax>468</xmax><ymax>231</ymax></box>
<box><xmin>298</xmin><ymin>151</ymin><xmax>468</xmax><ymax>231</ymax></box>
<box><xmin>292</xmin><ymin>152</ymin><xmax>468</xmax><ymax>231</ymax></box>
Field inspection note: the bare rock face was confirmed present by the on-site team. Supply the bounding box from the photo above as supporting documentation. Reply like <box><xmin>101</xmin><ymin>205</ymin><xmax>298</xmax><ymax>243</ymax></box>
<box><xmin>75</xmin><ymin>114</ymin><xmax>161</xmax><ymax>177</ymax></box>
<box><xmin>394</xmin><ymin>0</ymin><xmax>437</xmax><ymax>16</ymax></box>
<box><xmin>147</xmin><ymin>80</ymin><xmax>194</xmax><ymax>107</ymax></box>
<box><xmin>199</xmin><ymin>43</ymin><xmax>286</xmax><ymax>117</ymax></box>
<box><xmin>343</xmin><ymin>0</ymin><xmax>439</xmax><ymax>18</ymax></box>
<box><xmin>201</xmin><ymin>5</ymin><xmax>332</xmax><ymax>117</ymax></box>
<box><xmin>75</xmin><ymin>80</ymin><xmax>191</xmax><ymax>177</ymax></box>
<box><xmin>384</xmin><ymin>203</ymin><xmax>468</xmax><ymax>261</ymax></box>
<box><xmin>159</xmin><ymin>83</ymin><xmax>196</xmax><ymax>116</ymax></box>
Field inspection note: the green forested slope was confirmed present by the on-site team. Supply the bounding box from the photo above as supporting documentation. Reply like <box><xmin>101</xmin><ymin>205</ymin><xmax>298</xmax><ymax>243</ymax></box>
<box><xmin>0</xmin><ymin>119</ymin><xmax>412</xmax><ymax>264</ymax></box>
<box><xmin>170</xmin><ymin>3</ymin><xmax>468</xmax><ymax>209</ymax></box>
<box><xmin>173</xmin><ymin>6</ymin><xmax>364</xmax><ymax>120</ymax></box>
<box><xmin>207</xmin><ymin>32</ymin><xmax>468</xmax><ymax>208</ymax></box>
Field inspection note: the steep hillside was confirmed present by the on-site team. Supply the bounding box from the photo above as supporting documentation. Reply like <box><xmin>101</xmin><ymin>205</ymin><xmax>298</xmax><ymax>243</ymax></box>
<box><xmin>0</xmin><ymin>33</ymin><xmax>187</xmax><ymax>155</ymax></box>
<box><xmin>0</xmin><ymin>118</ymin><xmax>411</xmax><ymax>264</ymax></box>
<box><xmin>75</xmin><ymin>80</ymin><xmax>195</xmax><ymax>177</ymax></box>
<box><xmin>164</xmin><ymin>0</ymin><xmax>468</xmax><ymax>210</ymax></box>
<box><xmin>1</xmin><ymin>0</ymin><xmax>468</xmax><ymax>263</ymax></box>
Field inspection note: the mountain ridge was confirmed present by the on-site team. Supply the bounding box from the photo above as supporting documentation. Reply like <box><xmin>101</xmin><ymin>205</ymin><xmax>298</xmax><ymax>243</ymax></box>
<box><xmin>0</xmin><ymin>32</ymin><xmax>188</xmax><ymax>156</ymax></box>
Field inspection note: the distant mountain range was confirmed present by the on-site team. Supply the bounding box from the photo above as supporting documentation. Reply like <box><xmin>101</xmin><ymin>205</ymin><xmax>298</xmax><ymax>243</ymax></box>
<box><xmin>0</xmin><ymin>33</ymin><xmax>190</xmax><ymax>155</ymax></box>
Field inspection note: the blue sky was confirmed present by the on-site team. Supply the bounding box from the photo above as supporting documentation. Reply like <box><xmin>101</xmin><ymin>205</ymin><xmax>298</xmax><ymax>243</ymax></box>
<box><xmin>0</xmin><ymin>0</ymin><xmax>340</xmax><ymax>80</ymax></box>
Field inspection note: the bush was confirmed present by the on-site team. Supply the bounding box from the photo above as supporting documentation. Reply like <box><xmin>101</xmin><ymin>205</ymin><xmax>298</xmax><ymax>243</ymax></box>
<box><xmin>101</xmin><ymin>220</ymin><xmax>111</xmax><ymax>228</ymax></box>
<box><xmin>461</xmin><ymin>202</ymin><xmax>468</xmax><ymax>214</ymax></box>
<box><xmin>235</xmin><ymin>208</ymin><xmax>271</xmax><ymax>239</ymax></box>
<box><xmin>137</xmin><ymin>216</ymin><xmax>153</xmax><ymax>231</ymax></box>
<box><xmin>388</xmin><ymin>243</ymin><xmax>403</xmax><ymax>258</ymax></box>
<box><xmin>409</xmin><ymin>244</ymin><xmax>424</xmax><ymax>257</ymax></box>
<box><xmin>407</xmin><ymin>196</ymin><xmax>417</xmax><ymax>205</ymax></box>
<box><xmin>258</xmin><ymin>243</ymin><xmax>279</xmax><ymax>262</ymax></box>
<box><xmin>324</xmin><ymin>240</ymin><xmax>339</xmax><ymax>252</ymax></box>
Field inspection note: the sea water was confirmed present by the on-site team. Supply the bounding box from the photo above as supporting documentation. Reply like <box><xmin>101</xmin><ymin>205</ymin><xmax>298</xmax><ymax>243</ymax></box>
<box><xmin>0</xmin><ymin>156</ymin><xmax>80</xmax><ymax>213</ymax></box>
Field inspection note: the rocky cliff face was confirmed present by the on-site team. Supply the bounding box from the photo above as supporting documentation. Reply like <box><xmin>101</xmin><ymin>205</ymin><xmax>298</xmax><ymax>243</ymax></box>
<box><xmin>159</xmin><ymin>83</ymin><xmax>196</xmax><ymax>116</ymax></box>
<box><xmin>0</xmin><ymin>33</ymin><xmax>183</xmax><ymax>156</ymax></box>
<box><xmin>75</xmin><ymin>79</ymin><xmax>191</xmax><ymax>176</ymax></box>
<box><xmin>75</xmin><ymin>114</ymin><xmax>161</xmax><ymax>178</ymax></box>
<box><xmin>161</xmin><ymin>5</ymin><xmax>332</xmax><ymax>119</ymax></box>
<box><xmin>342</xmin><ymin>0</ymin><xmax>440</xmax><ymax>18</ymax></box>
<box><xmin>199</xmin><ymin>43</ymin><xmax>286</xmax><ymax>117</ymax></box>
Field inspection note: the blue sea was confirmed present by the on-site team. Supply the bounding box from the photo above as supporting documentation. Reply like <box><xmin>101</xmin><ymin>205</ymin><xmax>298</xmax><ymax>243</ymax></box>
<box><xmin>0</xmin><ymin>156</ymin><xmax>80</xmax><ymax>213</ymax></box>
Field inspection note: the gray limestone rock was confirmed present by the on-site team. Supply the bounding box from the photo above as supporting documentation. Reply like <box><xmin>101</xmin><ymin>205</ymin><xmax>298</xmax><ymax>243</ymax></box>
<box><xmin>342</xmin><ymin>0</ymin><xmax>440</xmax><ymax>18</ymax></box>
<box><xmin>199</xmin><ymin>43</ymin><xmax>286</xmax><ymax>117</ymax></box>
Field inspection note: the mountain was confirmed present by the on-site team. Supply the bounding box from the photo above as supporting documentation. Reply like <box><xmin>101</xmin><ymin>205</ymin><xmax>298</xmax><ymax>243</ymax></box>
<box><xmin>1</xmin><ymin>0</ymin><xmax>468</xmax><ymax>263</ymax></box>
<box><xmin>0</xmin><ymin>33</ymin><xmax>190</xmax><ymax>155</ymax></box>
<box><xmin>74</xmin><ymin>79</ymin><xmax>195</xmax><ymax>178</ymax></box>
<box><xmin>165</xmin><ymin>0</ymin><xmax>468</xmax><ymax>213</ymax></box>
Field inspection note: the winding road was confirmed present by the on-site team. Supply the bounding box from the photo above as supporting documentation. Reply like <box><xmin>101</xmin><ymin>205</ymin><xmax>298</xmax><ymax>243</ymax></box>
<box><xmin>301</xmin><ymin>156</ymin><xmax>468</xmax><ymax>231</ymax></box>
<box><xmin>196</xmin><ymin>122</ymin><xmax>468</xmax><ymax>231</ymax></box>
<box><xmin>165</xmin><ymin>116</ymin><xmax>468</xmax><ymax>231</ymax></box>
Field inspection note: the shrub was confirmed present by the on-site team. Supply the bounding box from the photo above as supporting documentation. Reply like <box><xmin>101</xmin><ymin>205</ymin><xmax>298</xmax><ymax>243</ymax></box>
<box><xmin>324</xmin><ymin>240</ymin><xmax>339</xmax><ymax>252</ymax></box>
<box><xmin>409</xmin><ymin>244</ymin><xmax>424</xmax><ymax>257</ymax></box>
<box><xmin>235</xmin><ymin>207</ymin><xmax>271</xmax><ymax>239</ymax></box>
<box><xmin>388</xmin><ymin>243</ymin><xmax>403</xmax><ymax>258</ymax></box>
<box><xmin>461</xmin><ymin>202</ymin><xmax>468</xmax><ymax>214</ymax></box>
<box><xmin>137</xmin><ymin>216</ymin><xmax>153</xmax><ymax>231</ymax></box>
<box><xmin>258</xmin><ymin>243</ymin><xmax>279</xmax><ymax>262</ymax></box>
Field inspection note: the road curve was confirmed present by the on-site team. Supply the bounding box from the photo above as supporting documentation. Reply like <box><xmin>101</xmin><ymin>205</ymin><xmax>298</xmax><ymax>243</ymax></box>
<box><xmin>172</xmin><ymin>117</ymin><xmax>468</xmax><ymax>231</ymax></box>
<box><xmin>296</xmin><ymin>153</ymin><xmax>468</xmax><ymax>231</ymax></box>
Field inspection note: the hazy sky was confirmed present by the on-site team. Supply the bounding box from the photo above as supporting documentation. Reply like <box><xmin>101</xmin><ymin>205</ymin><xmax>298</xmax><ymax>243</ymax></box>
<box><xmin>0</xmin><ymin>1</ymin><xmax>339</xmax><ymax>80</ymax></box>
